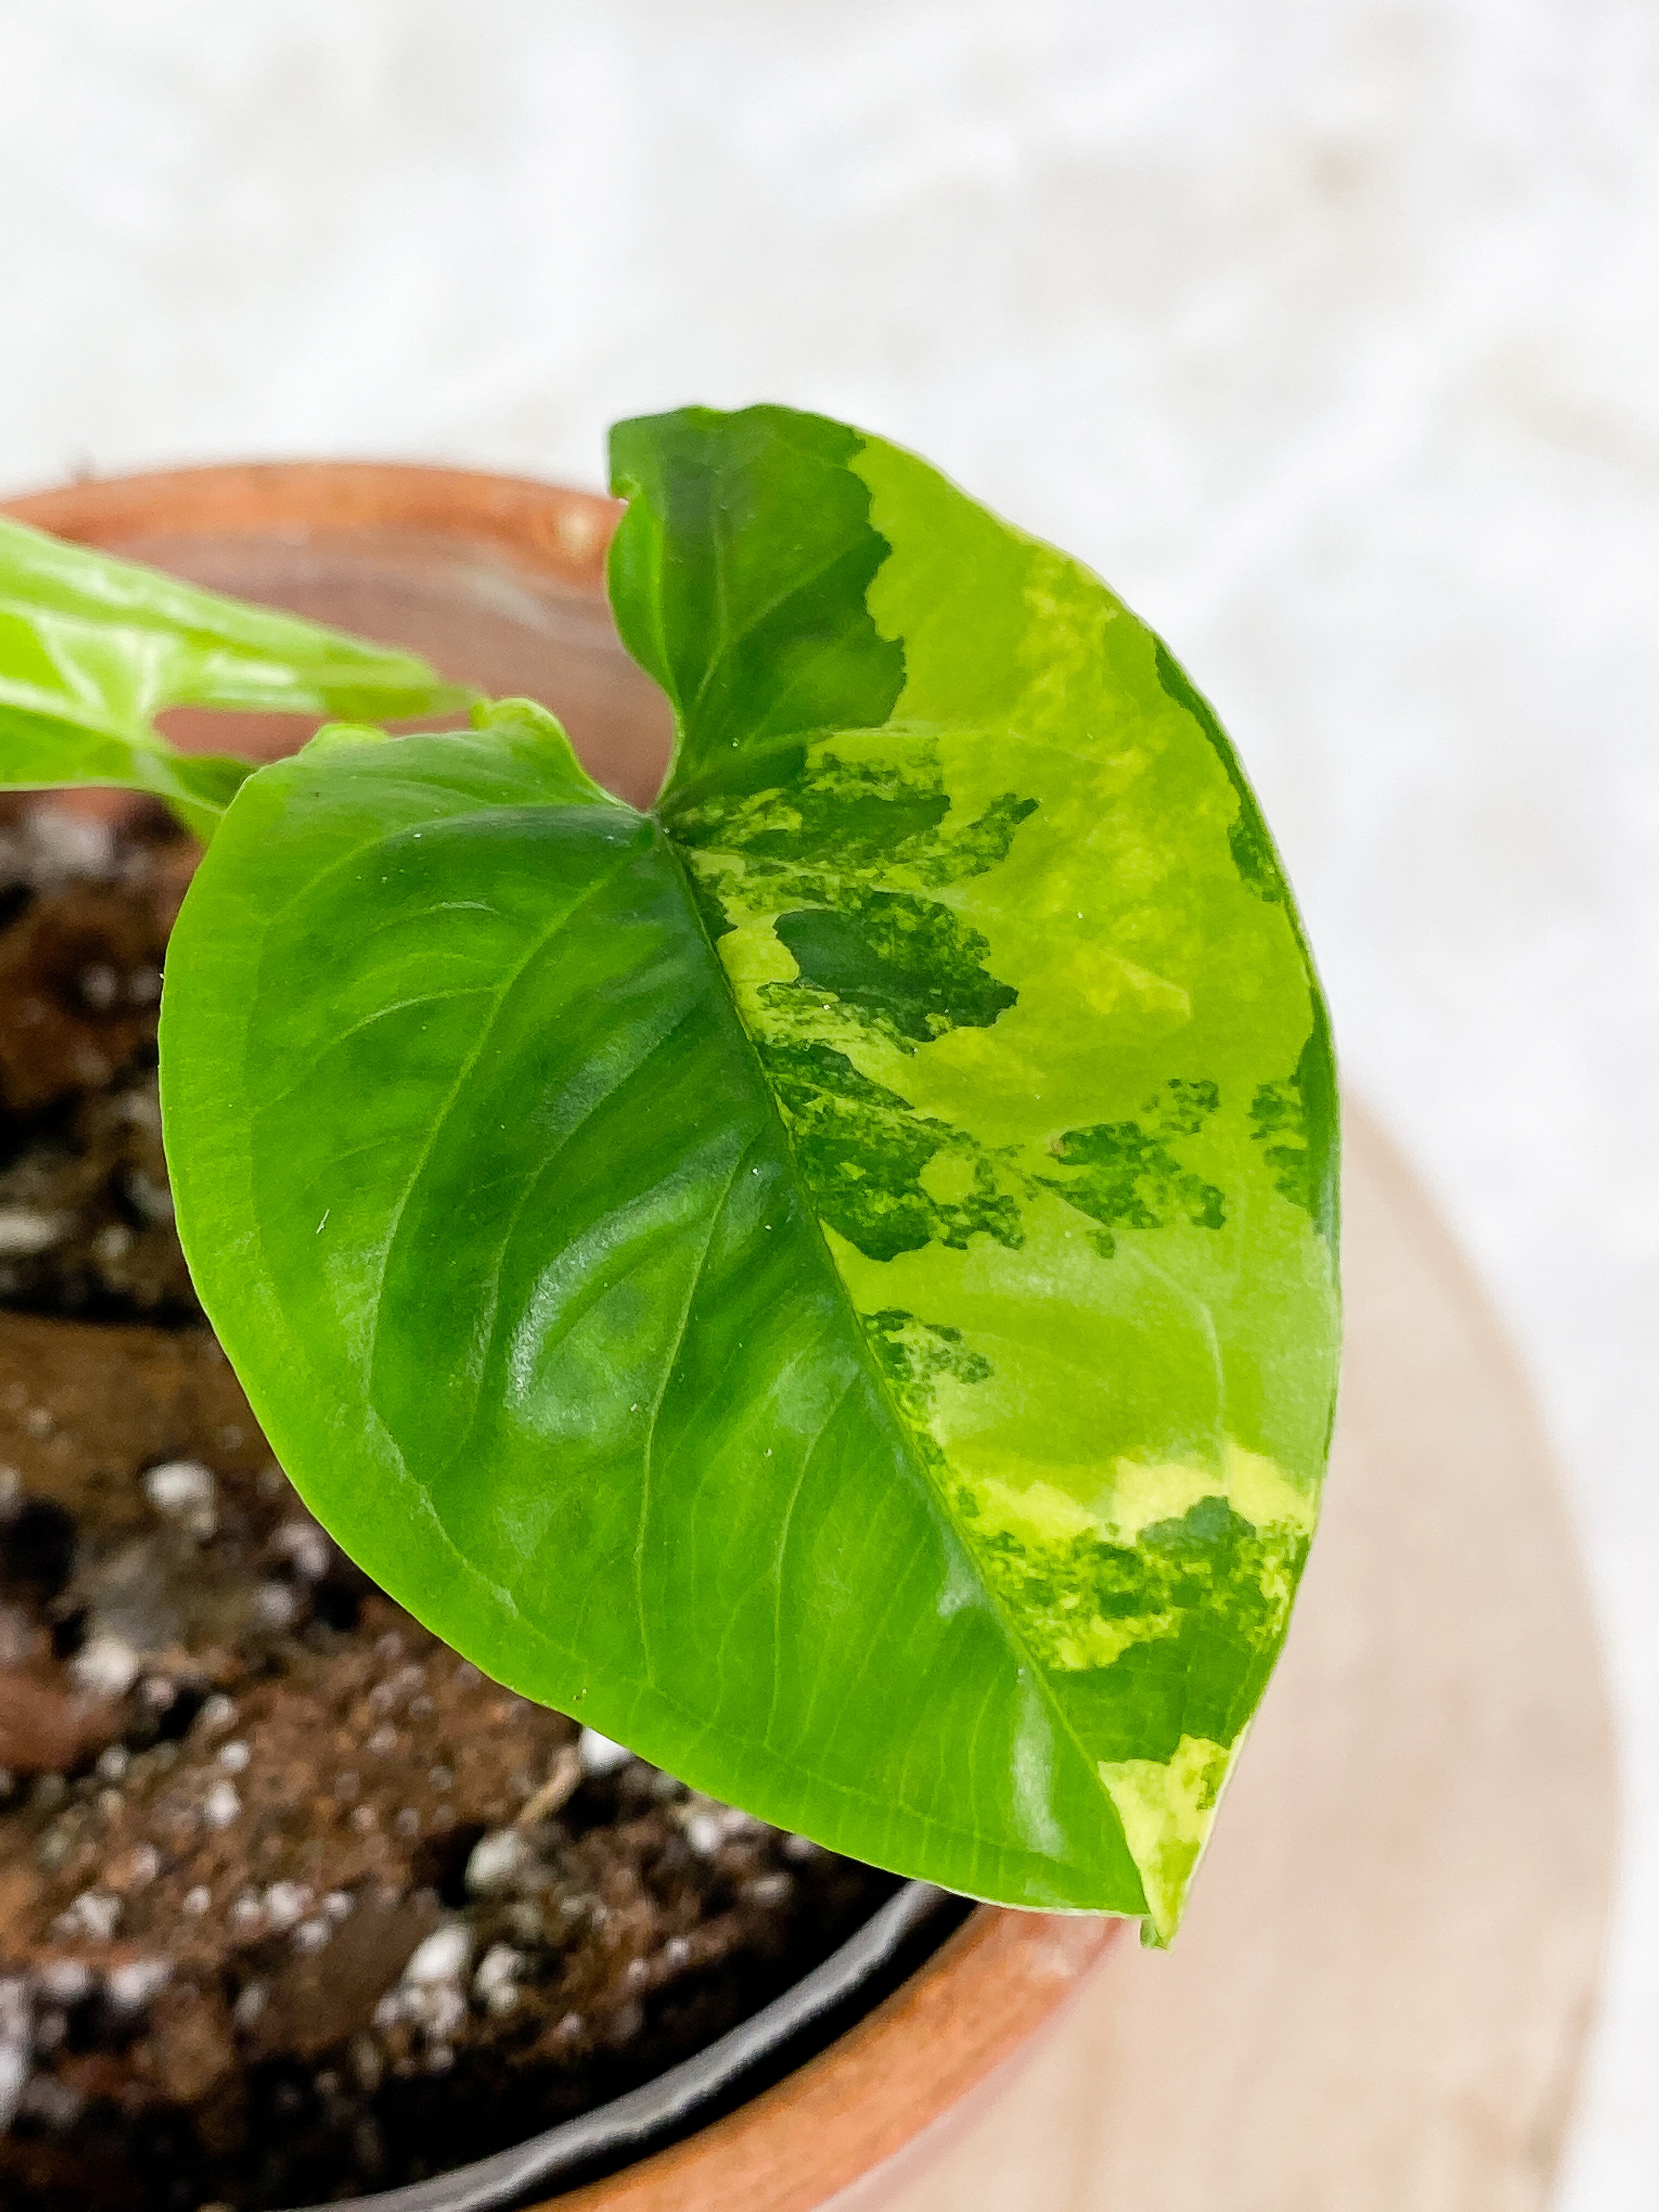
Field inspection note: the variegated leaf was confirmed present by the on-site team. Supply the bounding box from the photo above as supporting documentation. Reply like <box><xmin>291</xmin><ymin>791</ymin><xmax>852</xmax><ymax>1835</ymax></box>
<box><xmin>161</xmin><ymin>410</ymin><xmax>1339</xmax><ymax>1934</ymax></box>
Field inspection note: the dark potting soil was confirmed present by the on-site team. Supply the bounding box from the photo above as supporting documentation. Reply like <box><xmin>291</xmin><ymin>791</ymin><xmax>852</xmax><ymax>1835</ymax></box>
<box><xmin>0</xmin><ymin>802</ymin><xmax>895</xmax><ymax>2211</ymax></box>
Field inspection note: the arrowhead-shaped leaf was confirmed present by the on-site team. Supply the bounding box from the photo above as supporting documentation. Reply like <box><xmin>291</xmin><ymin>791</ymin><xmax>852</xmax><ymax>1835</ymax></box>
<box><xmin>160</xmin><ymin>409</ymin><xmax>1339</xmax><ymax>1934</ymax></box>
<box><xmin>0</xmin><ymin>515</ymin><xmax>469</xmax><ymax>836</ymax></box>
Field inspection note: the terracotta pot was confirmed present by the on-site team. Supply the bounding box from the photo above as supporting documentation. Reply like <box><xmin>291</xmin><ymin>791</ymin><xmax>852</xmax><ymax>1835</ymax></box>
<box><xmin>2</xmin><ymin>461</ymin><xmax>1124</xmax><ymax>2211</ymax></box>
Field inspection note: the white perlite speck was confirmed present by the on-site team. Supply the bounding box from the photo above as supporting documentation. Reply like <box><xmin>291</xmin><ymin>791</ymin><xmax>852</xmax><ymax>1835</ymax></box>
<box><xmin>106</xmin><ymin>1959</ymin><xmax>171</xmax><ymax>2012</ymax></box>
<box><xmin>578</xmin><ymin>1727</ymin><xmax>633</xmax><ymax>1777</ymax></box>
<box><xmin>464</xmin><ymin>1827</ymin><xmax>533</xmax><ymax>1895</ymax></box>
<box><xmin>743</xmin><ymin>1872</ymin><xmax>792</xmax><ymax>1905</ymax></box>
<box><xmin>123</xmin><ymin>1169</ymin><xmax>173</xmax><ymax>1226</ymax></box>
<box><xmin>473</xmin><ymin>1944</ymin><xmax>524</xmax><ymax>2001</ymax></box>
<box><xmin>0</xmin><ymin>2042</ymin><xmax>27</xmax><ymax>2132</ymax></box>
<box><xmin>683</xmin><ymin>1809</ymin><xmax>724</xmax><ymax>1856</ymax></box>
<box><xmin>678</xmin><ymin>1797</ymin><xmax>760</xmax><ymax>1858</ymax></box>
<box><xmin>420</xmin><ymin>1986</ymin><xmax>466</xmax><ymax>2040</ymax></box>
<box><xmin>64</xmin><ymin>1891</ymin><xmax>120</xmax><ymax>1941</ymax></box>
<box><xmin>253</xmin><ymin>1582</ymin><xmax>298</xmax><ymax>1629</ymax></box>
<box><xmin>141</xmin><ymin>1460</ymin><xmax>216</xmax><ymax>1520</ymax></box>
<box><xmin>35</xmin><ymin>1961</ymin><xmax>92</xmax><ymax>2004</ymax></box>
<box><xmin>72</xmin><ymin>1634</ymin><xmax>139</xmax><ymax>1700</ymax></box>
<box><xmin>0</xmin><ymin>1210</ymin><xmax>68</xmax><ymax>1258</ymax></box>
<box><xmin>24</xmin><ymin>806</ymin><xmax>113</xmax><ymax>879</ymax></box>
<box><xmin>402</xmin><ymin>1923</ymin><xmax>473</xmax><ymax>1987</ymax></box>
<box><xmin>79</xmin><ymin>963</ymin><xmax>119</xmax><ymax>1012</ymax></box>
<box><xmin>202</xmin><ymin>1780</ymin><xmax>241</xmax><ymax>1829</ymax></box>
<box><xmin>111</xmin><ymin>1842</ymin><xmax>159</xmax><ymax>1891</ymax></box>
<box><xmin>273</xmin><ymin>1516</ymin><xmax>331</xmax><ymax>1582</ymax></box>
<box><xmin>262</xmin><ymin>1882</ymin><xmax>312</xmax><ymax>1931</ymax></box>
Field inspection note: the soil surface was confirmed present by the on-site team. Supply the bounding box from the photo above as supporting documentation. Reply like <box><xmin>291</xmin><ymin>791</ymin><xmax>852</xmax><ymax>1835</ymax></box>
<box><xmin>0</xmin><ymin>803</ymin><xmax>893</xmax><ymax>2211</ymax></box>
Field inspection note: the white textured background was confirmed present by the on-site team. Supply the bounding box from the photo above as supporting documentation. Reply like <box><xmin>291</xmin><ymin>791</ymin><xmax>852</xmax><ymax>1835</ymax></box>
<box><xmin>4</xmin><ymin>3</ymin><xmax>1657</xmax><ymax>2199</ymax></box>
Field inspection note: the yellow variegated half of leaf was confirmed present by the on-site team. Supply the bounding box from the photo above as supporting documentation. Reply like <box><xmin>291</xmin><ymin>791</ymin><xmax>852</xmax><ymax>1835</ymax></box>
<box><xmin>611</xmin><ymin>407</ymin><xmax>1339</xmax><ymax>1935</ymax></box>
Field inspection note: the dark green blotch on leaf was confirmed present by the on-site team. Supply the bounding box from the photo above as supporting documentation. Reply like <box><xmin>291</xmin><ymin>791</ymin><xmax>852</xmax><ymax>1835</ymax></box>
<box><xmin>761</xmin><ymin>1041</ymin><xmax>1022</xmax><ymax>1262</ymax></box>
<box><xmin>674</xmin><ymin>748</ymin><xmax>1036</xmax><ymax>894</ymax></box>
<box><xmin>1249</xmin><ymin>1003</ymin><xmax>1339</xmax><ymax>1248</ymax></box>
<box><xmin>1024</xmin><ymin>1497</ymin><xmax>1308</xmax><ymax>1763</ymax></box>
<box><xmin>861</xmin><ymin>1310</ymin><xmax>994</xmax><ymax>1475</ymax></box>
<box><xmin>772</xmin><ymin>890</ymin><xmax>1017</xmax><ymax>1046</ymax></box>
<box><xmin>1043</xmin><ymin>1079</ymin><xmax>1226</xmax><ymax>1254</ymax></box>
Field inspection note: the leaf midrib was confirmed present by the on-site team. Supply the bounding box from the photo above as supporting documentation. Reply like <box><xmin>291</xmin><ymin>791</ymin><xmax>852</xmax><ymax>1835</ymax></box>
<box><xmin>656</xmin><ymin>814</ymin><xmax>1144</xmax><ymax>1895</ymax></box>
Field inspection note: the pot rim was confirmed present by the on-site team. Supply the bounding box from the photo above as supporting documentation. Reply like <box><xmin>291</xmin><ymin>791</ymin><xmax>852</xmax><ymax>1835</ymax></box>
<box><xmin>4</xmin><ymin>456</ymin><xmax>623</xmax><ymax>595</ymax></box>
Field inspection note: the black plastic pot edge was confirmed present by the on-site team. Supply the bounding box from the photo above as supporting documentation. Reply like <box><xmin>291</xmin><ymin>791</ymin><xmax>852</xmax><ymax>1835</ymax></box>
<box><xmin>286</xmin><ymin>1880</ymin><xmax>968</xmax><ymax>2212</ymax></box>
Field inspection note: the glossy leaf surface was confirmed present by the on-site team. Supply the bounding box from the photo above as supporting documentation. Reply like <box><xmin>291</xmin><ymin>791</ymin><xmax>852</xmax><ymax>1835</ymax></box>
<box><xmin>162</xmin><ymin>413</ymin><xmax>1339</xmax><ymax>1932</ymax></box>
<box><xmin>0</xmin><ymin>516</ymin><xmax>469</xmax><ymax>836</ymax></box>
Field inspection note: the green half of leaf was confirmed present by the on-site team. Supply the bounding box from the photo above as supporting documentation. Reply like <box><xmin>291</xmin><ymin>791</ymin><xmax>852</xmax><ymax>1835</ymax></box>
<box><xmin>0</xmin><ymin>515</ymin><xmax>472</xmax><ymax>836</ymax></box>
<box><xmin>160</xmin><ymin>415</ymin><xmax>1340</xmax><ymax>1937</ymax></box>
